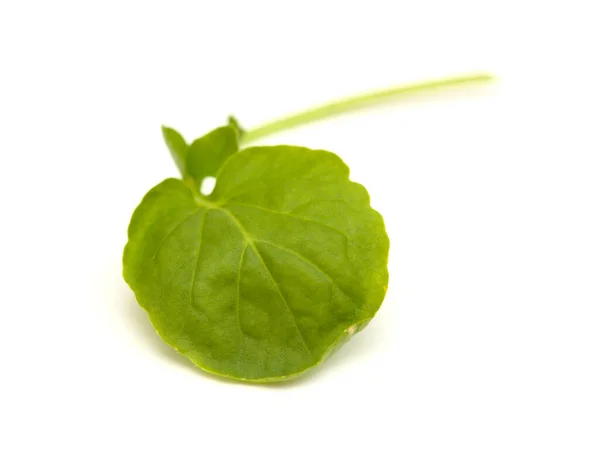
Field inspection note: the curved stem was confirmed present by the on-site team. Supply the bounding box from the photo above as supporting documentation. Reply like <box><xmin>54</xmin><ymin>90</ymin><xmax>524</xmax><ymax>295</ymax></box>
<box><xmin>242</xmin><ymin>73</ymin><xmax>494</xmax><ymax>145</ymax></box>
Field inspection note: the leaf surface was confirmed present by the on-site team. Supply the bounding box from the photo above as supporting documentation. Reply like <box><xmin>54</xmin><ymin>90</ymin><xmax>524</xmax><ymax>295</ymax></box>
<box><xmin>123</xmin><ymin>145</ymin><xmax>389</xmax><ymax>381</ymax></box>
<box><xmin>186</xmin><ymin>126</ymin><xmax>239</xmax><ymax>187</ymax></box>
<box><xmin>227</xmin><ymin>115</ymin><xmax>245</xmax><ymax>139</ymax></box>
<box><xmin>161</xmin><ymin>126</ymin><xmax>188</xmax><ymax>176</ymax></box>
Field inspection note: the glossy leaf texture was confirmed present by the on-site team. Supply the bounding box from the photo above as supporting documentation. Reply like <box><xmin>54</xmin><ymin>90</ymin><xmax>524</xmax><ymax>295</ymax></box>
<box><xmin>123</xmin><ymin>145</ymin><xmax>389</xmax><ymax>382</ymax></box>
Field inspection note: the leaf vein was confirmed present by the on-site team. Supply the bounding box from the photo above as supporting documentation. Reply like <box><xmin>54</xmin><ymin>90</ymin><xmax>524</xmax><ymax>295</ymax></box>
<box><xmin>225</xmin><ymin>201</ymin><xmax>350</xmax><ymax>240</ymax></box>
<box><xmin>217</xmin><ymin>208</ymin><xmax>313</xmax><ymax>358</ymax></box>
<box><xmin>255</xmin><ymin>240</ymin><xmax>357</xmax><ymax>307</ymax></box>
<box><xmin>235</xmin><ymin>244</ymin><xmax>248</xmax><ymax>335</ymax></box>
<box><xmin>188</xmin><ymin>209</ymin><xmax>208</xmax><ymax>312</ymax></box>
<box><xmin>149</xmin><ymin>210</ymin><xmax>200</xmax><ymax>263</ymax></box>
<box><xmin>247</xmin><ymin>244</ymin><xmax>313</xmax><ymax>357</ymax></box>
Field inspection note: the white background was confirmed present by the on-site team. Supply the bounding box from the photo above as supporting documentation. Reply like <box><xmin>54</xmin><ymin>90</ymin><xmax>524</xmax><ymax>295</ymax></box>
<box><xmin>1</xmin><ymin>1</ymin><xmax>599</xmax><ymax>462</ymax></box>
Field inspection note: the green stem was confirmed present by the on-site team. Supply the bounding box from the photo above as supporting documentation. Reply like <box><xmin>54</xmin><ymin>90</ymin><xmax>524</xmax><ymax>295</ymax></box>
<box><xmin>242</xmin><ymin>73</ymin><xmax>494</xmax><ymax>144</ymax></box>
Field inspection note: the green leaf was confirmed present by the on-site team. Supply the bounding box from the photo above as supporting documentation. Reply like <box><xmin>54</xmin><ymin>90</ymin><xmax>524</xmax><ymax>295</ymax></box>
<box><xmin>123</xmin><ymin>144</ymin><xmax>389</xmax><ymax>382</ymax></box>
<box><xmin>161</xmin><ymin>126</ymin><xmax>188</xmax><ymax>176</ymax></box>
<box><xmin>227</xmin><ymin>115</ymin><xmax>245</xmax><ymax>139</ymax></box>
<box><xmin>185</xmin><ymin>126</ymin><xmax>239</xmax><ymax>187</ymax></box>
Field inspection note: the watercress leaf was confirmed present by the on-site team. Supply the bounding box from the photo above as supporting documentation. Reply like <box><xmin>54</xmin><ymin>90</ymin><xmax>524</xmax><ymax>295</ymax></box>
<box><xmin>161</xmin><ymin>126</ymin><xmax>188</xmax><ymax>176</ymax></box>
<box><xmin>123</xmin><ymin>145</ymin><xmax>389</xmax><ymax>382</ymax></box>
<box><xmin>185</xmin><ymin>126</ymin><xmax>239</xmax><ymax>187</ymax></box>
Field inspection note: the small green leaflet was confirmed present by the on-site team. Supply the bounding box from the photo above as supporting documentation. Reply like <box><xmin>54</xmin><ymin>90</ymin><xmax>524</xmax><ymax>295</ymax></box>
<box><xmin>124</xmin><ymin>74</ymin><xmax>492</xmax><ymax>382</ymax></box>
<box><xmin>161</xmin><ymin>126</ymin><xmax>188</xmax><ymax>176</ymax></box>
<box><xmin>124</xmin><ymin>126</ymin><xmax>389</xmax><ymax>382</ymax></box>
<box><xmin>186</xmin><ymin>126</ymin><xmax>238</xmax><ymax>187</ymax></box>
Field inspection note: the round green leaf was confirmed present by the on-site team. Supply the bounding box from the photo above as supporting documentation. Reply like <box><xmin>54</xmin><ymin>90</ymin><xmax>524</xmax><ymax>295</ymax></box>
<box><xmin>123</xmin><ymin>145</ymin><xmax>389</xmax><ymax>382</ymax></box>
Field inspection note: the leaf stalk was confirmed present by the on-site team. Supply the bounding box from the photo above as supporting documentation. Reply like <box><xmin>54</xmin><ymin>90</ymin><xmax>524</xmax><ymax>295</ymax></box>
<box><xmin>242</xmin><ymin>73</ymin><xmax>494</xmax><ymax>144</ymax></box>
